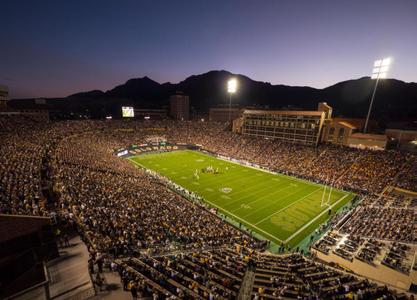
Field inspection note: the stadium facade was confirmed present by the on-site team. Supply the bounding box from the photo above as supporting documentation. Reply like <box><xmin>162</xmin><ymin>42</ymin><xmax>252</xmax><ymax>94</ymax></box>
<box><xmin>233</xmin><ymin>102</ymin><xmax>332</xmax><ymax>146</ymax></box>
<box><xmin>230</xmin><ymin>102</ymin><xmax>389</xmax><ymax>149</ymax></box>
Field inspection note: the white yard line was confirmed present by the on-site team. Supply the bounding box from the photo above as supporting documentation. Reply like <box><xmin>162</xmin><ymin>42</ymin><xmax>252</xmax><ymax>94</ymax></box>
<box><xmin>129</xmin><ymin>157</ymin><xmax>284</xmax><ymax>243</ymax></box>
<box><xmin>133</xmin><ymin>150</ymin><xmax>349</xmax><ymax>194</ymax></box>
<box><xmin>284</xmin><ymin>193</ymin><xmax>351</xmax><ymax>244</ymax></box>
<box><xmin>228</xmin><ymin>181</ymin><xmax>296</xmax><ymax>211</ymax></box>
<box><xmin>129</xmin><ymin>158</ymin><xmax>145</xmax><ymax>168</ymax></box>
<box><xmin>215</xmin><ymin>155</ymin><xmax>326</xmax><ymax>189</ymax></box>
<box><xmin>201</xmin><ymin>197</ymin><xmax>284</xmax><ymax>243</ymax></box>
<box><xmin>130</xmin><ymin>154</ymin><xmax>353</xmax><ymax>245</ymax></box>
<box><xmin>254</xmin><ymin>187</ymin><xmax>323</xmax><ymax>225</ymax></box>
<box><xmin>241</xmin><ymin>184</ymin><xmax>314</xmax><ymax>219</ymax></box>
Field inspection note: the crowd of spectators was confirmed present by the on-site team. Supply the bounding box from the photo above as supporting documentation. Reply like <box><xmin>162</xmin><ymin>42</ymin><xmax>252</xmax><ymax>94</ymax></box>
<box><xmin>0</xmin><ymin>116</ymin><xmax>47</xmax><ymax>215</ymax></box>
<box><xmin>1</xmin><ymin>117</ymin><xmax>415</xmax><ymax>245</ymax></box>
<box><xmin>252</xmin><ymin>252</ymin><xmax>399</xmax><ymax>299</ymax></box>
<box><xmin>0</xmin><ymin>116</ymin><xmax>416</xmax><ymax>299</ymax></box>
<box><xmin>1</xmin><ymin>118</ymin><xmax>416</xmax><ymax>219</ymax></box>
<box><xmin>373</xmin><ymin>188</ymin><xmax>417</xmax><ymax>209</ymax></box>
<box><xmin>340</xmin><ymin>206</ymin><xmax>416</xmax><ymax>244</ymax></box>
<box><xmin>163</xmin><ymin>121</ymin><xmax>416</xmax><ymax>195</ymax></box>
<box><xmin>396</xmin><ymin>154</ymin><xmax>417</xmax><ymax>191</ymax></box>
<box><xmin>0</xmin><ymin>117</ymin><xmax>103</xmax><ymax>215</ymax></box>
<box><xmin>339</xmin><ymin>190</ymin><xmax>416</xmax><ymax>244</ymax></box>
<box><xmin>49</xmin><ymin>124</ymin><xmax>259</xmax><ymax>255</ymax></box>
<box><xmin>356</xmin><ymin>240</ymin><xmax>383</xmax><ymax>266</ymax></box>
<box><xmin>382</xmin><ymin>243</ymin><xmax>413</xmax><ymax>274</ymax></box>
<box><xmin>117</xmin><ymin>247</ymin><xmax>247</xmax><ymax>299</ymax></box>
<box><xmin>114</xmin><ymin>247</ymin><xmax>402</xmax><ymax>299</ymax></box>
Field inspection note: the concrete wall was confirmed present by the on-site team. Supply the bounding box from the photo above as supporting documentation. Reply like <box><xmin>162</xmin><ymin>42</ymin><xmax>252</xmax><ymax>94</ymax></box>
<box><xmin>311</xmin><ymin>249</ymin><xmax>417</xmax><ymax>291</ymax></box>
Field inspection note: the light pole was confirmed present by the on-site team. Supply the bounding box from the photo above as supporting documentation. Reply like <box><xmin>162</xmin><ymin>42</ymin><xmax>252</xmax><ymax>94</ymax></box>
<box><xmin>364</xmin><ymin>57</ymin><xmax>391</xmax><ymax>133</ymax></box>
<box><xmin>227</xmin><ymin>78</ymin><xmax>237</xmax><ymax>122</ymax></box>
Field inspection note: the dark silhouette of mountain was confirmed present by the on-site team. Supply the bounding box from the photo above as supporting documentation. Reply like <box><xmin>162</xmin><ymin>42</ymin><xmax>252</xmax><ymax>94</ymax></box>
<box><xmin>175</xmin><ymin>70</ymin><xmax>320</xmax><ymax>110</ymax></box>
<box><xmin>321</xmin><ymin>77</ymin><xmax>417</xmax><ymax>120</ymax></box>
<box><xmin>9</xmin><ymin>70</ymin><xmax>417</xmax><ymax>121</ymax></box>
<box><xmin>69</xmin><ymin>90</ymin><xmax>105</xmax><ymax>98</ymax></box>
<box><xmin>107</xmin><ymin>76</ymin><xmax>163</xmax><ymax>99</ymax></box>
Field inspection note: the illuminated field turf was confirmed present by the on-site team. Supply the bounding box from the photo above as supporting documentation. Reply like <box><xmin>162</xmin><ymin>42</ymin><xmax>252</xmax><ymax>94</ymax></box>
<box><xmin>129</xmin><ymin>150</ymin><xmax>354</xmax><ymax>247</ymax></box>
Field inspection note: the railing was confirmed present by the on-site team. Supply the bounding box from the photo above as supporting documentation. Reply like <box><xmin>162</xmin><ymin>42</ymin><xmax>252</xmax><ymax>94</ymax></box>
<box><xmin>3</xmin><ymin>262</ymin><xmax>50</xmax><ymax>300</ymax></box>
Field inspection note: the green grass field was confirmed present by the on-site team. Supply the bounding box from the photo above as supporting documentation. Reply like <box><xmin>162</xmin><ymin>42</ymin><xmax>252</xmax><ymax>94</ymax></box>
<box><xmin>129</xmin><ymin>150</ymin><xmax>354</xmax><ymax>247</ymax></box>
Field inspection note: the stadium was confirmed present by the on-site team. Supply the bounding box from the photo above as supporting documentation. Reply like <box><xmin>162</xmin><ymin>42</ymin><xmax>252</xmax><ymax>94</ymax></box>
<box><xmin>1</xmin><ymin>110</ymin><xmax>416</xmax><ymax>299</ymax></box>
<box><xmin>2</xmin><ymin>1</ymin><xmax>417</xmax><ymax>299</ymax></box>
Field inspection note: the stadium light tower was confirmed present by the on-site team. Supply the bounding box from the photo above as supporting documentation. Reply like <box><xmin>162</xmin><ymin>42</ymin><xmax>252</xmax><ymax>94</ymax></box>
<box><xmin>364</xmin><ymin>57</ymin><xmax>391</xmax><ymax>133</ymax></box>
<box><xmin>227</xmin><ymin>78</ymin><xmax>237</xmax><ymax>122</ymax></box>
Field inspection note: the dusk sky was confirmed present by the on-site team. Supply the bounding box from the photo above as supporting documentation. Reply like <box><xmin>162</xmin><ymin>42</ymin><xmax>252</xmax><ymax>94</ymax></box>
<box><xmin>1</xmin><ymin>0</ymin><xmax>416</xmax><ymax>98</ymax></box>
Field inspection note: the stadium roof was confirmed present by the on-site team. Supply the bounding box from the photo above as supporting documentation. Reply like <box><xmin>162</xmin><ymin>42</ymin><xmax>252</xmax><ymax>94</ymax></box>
<box><xmin>338</xmin><ymin>121</ymin><xmax>357</xmax><ymax>129</ymax></box>
<box><xmin>243</xmin><ymin>109</ymin><xmax>324</xmax><ymax>116</ymax></box>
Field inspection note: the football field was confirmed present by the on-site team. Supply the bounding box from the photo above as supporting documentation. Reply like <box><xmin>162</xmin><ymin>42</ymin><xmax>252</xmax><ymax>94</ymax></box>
<box><xmin>129</xmin><ymin>150</ymin><xmax>354</xmax><ymax>247</ymax></box>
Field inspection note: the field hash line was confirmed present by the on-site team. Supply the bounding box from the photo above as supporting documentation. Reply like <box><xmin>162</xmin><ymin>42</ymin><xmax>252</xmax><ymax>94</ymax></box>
<box><xmin>254</xmin><ymin>187</ymin><xmax>322</xmax><ymax>226</ymax></box>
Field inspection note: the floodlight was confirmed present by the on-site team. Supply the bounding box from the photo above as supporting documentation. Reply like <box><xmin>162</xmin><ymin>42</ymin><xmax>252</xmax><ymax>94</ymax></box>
<box><xmin>371</xmin><ymin>57</ymin><xmax>391</xmax><ymax>80</ymax></box>
<box><xmin>382</xmin><ymin>57</ymin><xmax>391</xmax><ymax>66</ymax></box>
<box><xmin>380</xmin><ymin>65</ymin><xmax>389</xmax><ymax>73</ymax></box>
<box><xmin>364</xmin><ymin>56</ymin><xmax>392</xmax><ymax>133</ymax></box>
<box><xmin>227</xmin><ymin>78</ymin><xmax>237</xmax><ymax>94</ymax></box>
<box><xmin>226</xmin><ymin>78</ymin><xmax>238</xmax><ymax>122</ymax></box>
<box><xmin>374</xmin><ymin>60</ymin><xmax>382</xmax><ymax>67</ymax></box>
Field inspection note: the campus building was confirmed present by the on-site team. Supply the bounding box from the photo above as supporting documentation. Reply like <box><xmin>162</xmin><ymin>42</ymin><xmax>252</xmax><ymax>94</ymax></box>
<box><xmin>169</xmin><ymin>92</ymin><xmax>189</xmax><ymax>120</ymax></box>
<box><xmin>0</xmin><ymin>87</ymin><xmax>51</xmax><ymax>122</ymax></box>
<box><xmin>322</xmin><ymin>117</ymin><xmax>387</xmax><ymax>150</ymax></box>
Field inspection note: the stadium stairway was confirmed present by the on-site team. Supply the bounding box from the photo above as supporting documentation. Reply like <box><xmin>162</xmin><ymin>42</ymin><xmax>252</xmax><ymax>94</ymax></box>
<box><xmin>238</xmin><ymin>268</ymin><xmax>255</xmax><ymax>300</ymax></box>
<box><xmin>47</xmin><ymin>236</ymin><xmax>95</xmax><ymax>300</ymax></box>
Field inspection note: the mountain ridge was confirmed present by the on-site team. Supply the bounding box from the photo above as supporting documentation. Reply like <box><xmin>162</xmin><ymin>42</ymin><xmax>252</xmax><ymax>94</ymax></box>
<box><xmin>9</xmin><ymin>70</ymin><xmax>417</xmax><ymax>121</ymax></box>
<box><xmin>68</xmin><ymin>71</ymin><xmax>416</xmax><ymax>97</ymax></box>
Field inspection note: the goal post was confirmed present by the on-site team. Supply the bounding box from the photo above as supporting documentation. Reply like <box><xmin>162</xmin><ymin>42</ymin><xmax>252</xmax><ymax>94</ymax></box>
<box><xmin>321</xmin><ymin>177</ymin><xmax>332</xmax><ymax>208</ymax></box>
<box><xmin>321</xmin><ymin>185</ymin><xmax>328</xmax><ymax>207</ymax></box>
